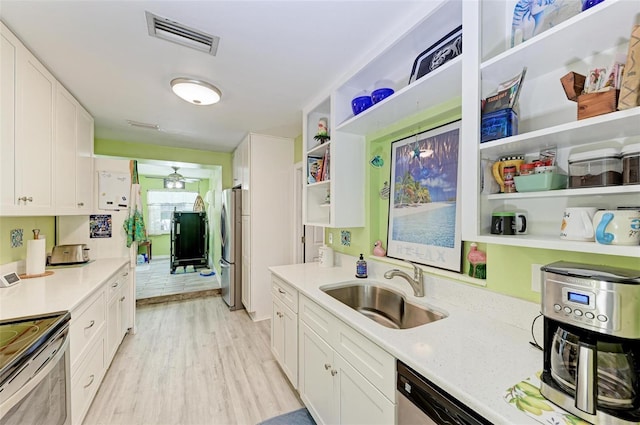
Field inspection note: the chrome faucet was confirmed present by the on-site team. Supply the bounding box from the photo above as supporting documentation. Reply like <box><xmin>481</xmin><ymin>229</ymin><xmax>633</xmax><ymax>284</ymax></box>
<box><xmin>384</xmin><ymin>261</ymin><xmax>424</xmax><ymax>297</ymax></box>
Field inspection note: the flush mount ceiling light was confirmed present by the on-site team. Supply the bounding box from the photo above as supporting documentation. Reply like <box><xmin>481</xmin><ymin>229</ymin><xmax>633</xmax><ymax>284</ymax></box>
<box><xmin>164</xmin><ymin>166</ymin><xmax>185</xmax><ymax>189</ymax></box>
<box><xmin>170</xmin><ymin>78</ymin><xmax>221</xmax><ymax>105</ymax></box>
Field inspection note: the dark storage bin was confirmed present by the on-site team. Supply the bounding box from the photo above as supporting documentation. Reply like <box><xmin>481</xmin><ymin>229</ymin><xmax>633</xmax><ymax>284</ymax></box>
<box><xmin>170</xmin><ymin>211</ymin><xmax>209</xmax><ymax>273</ymax></box>
<box><xmin>481</xmin><ymin>108</ymin><xmax>518</xmax><ymax>143</ymax></box>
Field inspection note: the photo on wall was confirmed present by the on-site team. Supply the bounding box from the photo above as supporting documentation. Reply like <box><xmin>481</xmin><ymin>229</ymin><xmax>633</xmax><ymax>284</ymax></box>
<box><xmin>386</xmin><ymin>120</ymin><xmax>462</xmax><ymax>272</ymax></box>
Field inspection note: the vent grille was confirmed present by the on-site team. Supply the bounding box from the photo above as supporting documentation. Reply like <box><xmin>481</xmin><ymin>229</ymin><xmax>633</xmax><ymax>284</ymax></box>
<box><xmin>145</xmin><ymin>11</ymin><xmax>219</xmax><ymax>56</ymax></box>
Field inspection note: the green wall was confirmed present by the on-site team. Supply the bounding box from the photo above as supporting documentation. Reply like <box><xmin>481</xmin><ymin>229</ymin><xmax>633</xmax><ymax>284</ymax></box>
<box><xmin>324</xmin><ymin>98</ymin><xmax>639</xmax><ymax>303</ymax></box>
<box><xmin>0</xmin><ymin>217</ymin><xmax>55</xmax><ymax>264</ymax></box>
<box><xmin>95</xmin><ymin>139</ymin><xmax>234</xmax><ymax>189</ymax></box>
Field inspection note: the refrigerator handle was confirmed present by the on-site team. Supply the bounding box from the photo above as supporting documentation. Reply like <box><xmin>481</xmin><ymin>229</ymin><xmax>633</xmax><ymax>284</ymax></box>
<box><xmin>219</xmin><ymin>260</ymin><xmax>230</xmax><ymax>268</ymax></box>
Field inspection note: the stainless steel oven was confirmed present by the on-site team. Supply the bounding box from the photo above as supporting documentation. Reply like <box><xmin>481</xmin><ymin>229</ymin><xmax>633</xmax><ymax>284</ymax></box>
<box><xmin>0</xmin><ymin>311</ymin><xmax>71</xmax><ymax>425</ymax></box>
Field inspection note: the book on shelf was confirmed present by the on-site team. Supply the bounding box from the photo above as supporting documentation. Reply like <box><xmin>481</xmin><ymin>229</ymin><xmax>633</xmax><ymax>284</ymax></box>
<box><xmin>307</xmin><ymin>149</ymin><xmax>330</xmax><ymax>184</ymax></box>
<box><xmin>482</xmin><ymin>67</ymin><xmax>527</xmax><ymax>115</ymax></box>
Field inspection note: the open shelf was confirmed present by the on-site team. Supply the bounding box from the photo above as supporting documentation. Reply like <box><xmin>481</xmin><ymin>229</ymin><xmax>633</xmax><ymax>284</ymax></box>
<box><xmin>486</xmin><ymin>185</ymin><xmax>640</xmax><ymax>200</ymax></box>
<box><xmin>476</xmin><ymin>234</ymin><xmax>640</xmax><ymax>257</ymax></box>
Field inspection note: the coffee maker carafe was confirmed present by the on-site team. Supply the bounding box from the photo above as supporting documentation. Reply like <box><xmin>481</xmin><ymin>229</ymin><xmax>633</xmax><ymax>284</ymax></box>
<box><xmin>540</xmin><ymin>262</ymin><xmax>640</xmax><ymax>424</ymax></box>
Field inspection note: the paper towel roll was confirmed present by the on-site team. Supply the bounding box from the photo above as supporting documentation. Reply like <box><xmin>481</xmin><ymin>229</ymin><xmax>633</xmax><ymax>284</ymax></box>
<box><xmin>26</xmin><ymin>238</ymin><xmax>46</xmax><ymax>276</ymax></box>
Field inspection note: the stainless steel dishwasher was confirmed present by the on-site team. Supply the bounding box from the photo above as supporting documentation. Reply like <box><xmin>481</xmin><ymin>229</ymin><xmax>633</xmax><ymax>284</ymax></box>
<box><xmin>397</xmin><ymin>360</ymin><xmax>492</xmax><ymax>425</ymax></box>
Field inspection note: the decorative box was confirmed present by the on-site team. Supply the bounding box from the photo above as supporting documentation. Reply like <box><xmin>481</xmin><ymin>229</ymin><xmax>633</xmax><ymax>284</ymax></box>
<box><xmin>481</xmin><ymin>108</ymin><xmax>518</xmax><ymax>143</ymax></box>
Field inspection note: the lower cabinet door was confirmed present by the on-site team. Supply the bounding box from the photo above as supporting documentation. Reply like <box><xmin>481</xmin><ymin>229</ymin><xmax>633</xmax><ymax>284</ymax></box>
<box><xmin>335</xmin><ymin>353</ymin><xmax>395</xmax><ymax>425</ymax></box>
<box><xmin>281</xmin><ymin>303</ymin><xmax>298</xmax><ymax>387</ymax></box>
<box><xmin>271</xmin><ymin>300</ymin><xmax>285</xmax><ymax>365</ymax></box>
<box><xmin>299</xmin><ymin>322</ymin><xmax>335</xmax><ymax>425</ymax></box>
<box><xmin>71</xmin><ymin>337</ymin><xmax>104</xmax><ymax>425</ymax></box>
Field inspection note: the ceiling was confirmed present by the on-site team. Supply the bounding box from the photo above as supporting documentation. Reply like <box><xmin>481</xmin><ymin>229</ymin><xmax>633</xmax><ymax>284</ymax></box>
<box><xmin>0</xmin><ymin>1</ymin><xmax>428</xmax><ymax>153</ymax></box>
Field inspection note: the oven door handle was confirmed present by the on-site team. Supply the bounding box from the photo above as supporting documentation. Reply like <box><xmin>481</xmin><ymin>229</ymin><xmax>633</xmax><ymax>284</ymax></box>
<box><xmin>0</xmin><ymin>327</ymin><xmax>70</xmax><ymax>417</ymax></box>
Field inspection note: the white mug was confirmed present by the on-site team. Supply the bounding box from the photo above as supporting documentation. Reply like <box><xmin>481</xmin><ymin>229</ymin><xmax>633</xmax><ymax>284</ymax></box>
<box><xmin>593</xmin><ymin>210</ymin><xmax>640</xmax><ymax>246</ymax></box>
<box><xmin>560</xmin><ymin>207</ymin><xmax>598</xmax><ymax>241</ymax></box>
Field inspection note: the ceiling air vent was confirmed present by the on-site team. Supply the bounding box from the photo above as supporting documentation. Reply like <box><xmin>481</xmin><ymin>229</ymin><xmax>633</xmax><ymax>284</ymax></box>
<box><xmin>145</xmin><ymin>11</ymin><xmax>219</xmax><ymax>56</ymax></box>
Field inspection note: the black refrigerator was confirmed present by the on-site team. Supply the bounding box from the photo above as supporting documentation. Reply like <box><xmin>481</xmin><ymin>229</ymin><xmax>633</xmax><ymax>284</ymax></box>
<box><xmin>220</xmin><ymin>188</ymin><xmax>242</xmax><ymax>310</ymax></box>
<box><xmin>170</xmin><ymin>211</ymin><xmax>209</xmax><ymax>274</ymax></box>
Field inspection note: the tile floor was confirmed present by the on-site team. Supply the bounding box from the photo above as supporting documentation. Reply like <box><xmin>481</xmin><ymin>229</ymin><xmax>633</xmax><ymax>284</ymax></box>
<box><xmin>135</xmin><ymin>257</ymin><xmax>220</xmax><ymax>300</ymax></box>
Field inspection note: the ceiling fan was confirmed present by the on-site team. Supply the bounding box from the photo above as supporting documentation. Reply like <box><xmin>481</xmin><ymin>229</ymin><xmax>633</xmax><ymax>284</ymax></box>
<box><xmin>146</xmin><ymin>166</ymin><xmax>200</xmax><ymax>188</ymax></box>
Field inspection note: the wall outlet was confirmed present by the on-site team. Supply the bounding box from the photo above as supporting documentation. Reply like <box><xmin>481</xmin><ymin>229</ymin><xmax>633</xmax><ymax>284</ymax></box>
<box><xmin>531</xmin><ymin>263</ymin><xmax>543</xmax><ymax>293</ymax></box>
<box><xmin>328</xmin><ymin>233</ymin><xmax>333</xmax><ymax>245</ymax></box>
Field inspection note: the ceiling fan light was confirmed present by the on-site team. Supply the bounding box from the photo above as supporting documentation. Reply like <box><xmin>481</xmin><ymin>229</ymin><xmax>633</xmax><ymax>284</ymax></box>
<box><xmin>170</xmin><ymin>78</ymin><xmax>221</xmax><ymax>105</ymax></box>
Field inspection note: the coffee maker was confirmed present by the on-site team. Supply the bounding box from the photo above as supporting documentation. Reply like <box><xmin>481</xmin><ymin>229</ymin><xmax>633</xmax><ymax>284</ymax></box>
<box><xmin>540</xmin><ymin>261</ymin><xmax>640</xmax><ymax>424</ymax></box>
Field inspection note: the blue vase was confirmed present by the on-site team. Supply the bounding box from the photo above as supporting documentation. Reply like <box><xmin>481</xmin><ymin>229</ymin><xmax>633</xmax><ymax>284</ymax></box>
<box><xmin>582</xmin><ymin>0</ymin><xmax>604</xmax><ymax>11</ymax></box>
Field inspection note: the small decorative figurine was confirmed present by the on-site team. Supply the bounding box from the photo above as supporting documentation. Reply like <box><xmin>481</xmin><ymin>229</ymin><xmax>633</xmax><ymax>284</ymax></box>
<box><xmin>314</xmin><ymin>117</ymin><xmax>330</xmax><ymax>144</ymax></box>
<box><xmin>373</xmin><ymin>240</ymin><xmax>386</xmax><ymax>257</ymax></box>
<box><xmin>467</xmin><ymin>242</ymin><xmax>487</xmax><ymax>279</ymax></box>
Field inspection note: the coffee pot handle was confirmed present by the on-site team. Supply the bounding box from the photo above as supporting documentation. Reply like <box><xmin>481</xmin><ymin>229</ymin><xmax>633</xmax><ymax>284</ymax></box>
<box><xmin>575</xmin><ymin>342</ymin><xmax>597</xmax><ymax>415</ymax></box>
<box><xmin>491</xmin><ymin>162</ymin><xmax>505</xmax><ymax>192</ymax></box>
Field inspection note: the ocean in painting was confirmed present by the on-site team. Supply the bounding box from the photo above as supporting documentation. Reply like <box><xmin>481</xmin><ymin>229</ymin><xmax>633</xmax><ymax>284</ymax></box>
<box><xmin>392</xmin><ymin>202</ymin><xmax>456</xmax><ymax>248</ymax></box>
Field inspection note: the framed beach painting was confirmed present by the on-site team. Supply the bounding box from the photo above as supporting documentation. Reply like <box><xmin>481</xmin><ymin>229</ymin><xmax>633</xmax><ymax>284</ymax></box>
<box><xmin>386</xmin><ymin>120</ymin><xmax>462</xmax><ymax>272</ymax></box>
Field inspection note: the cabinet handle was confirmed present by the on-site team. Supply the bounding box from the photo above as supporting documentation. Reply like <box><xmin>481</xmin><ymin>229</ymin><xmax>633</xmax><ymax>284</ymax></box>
<box><xmin>77</xmin><ymin>202</ymin><xmax>84</xmax><ymax>207</ymax></box>
<box><xmin>84</xmin><ymin>374</ymin><xmax>95</xmax><ymax>388</ymax></box>
<box><xmin>18</xmin><ymin>196</ymin><xmax>33</xmax><ymax>202</ymax></box>
<box><xmin>120</xmin><ymin>296</ymin><xmax>125</xmax><ymax>302</ymax></box>
<box><xmin>123</xmin><ymin>272</ymin><xmax>129</xmax><ymax>276</ymax></box>
<box><xmin>324</xmin><ymin>363</ymin><xmax>331</xmax><ymax>370</ymax></box>
<box><xmin>331</xmin><ymin>369</ymin><xmax>338</xmax><ymax>376</ymax></box>
<box><xmin>112</xmin><ymin>282</ymin><xmax>119</xmax><ymax>288</ymax></box>
<box><xmin>278</xmin><ymin>288</ymin><xmax>286</xmax><ymax>295</ymax></box>
<box><xmin>85</xmin><ymin>320</ymin><xmax>95</xmax><ymax>329</ymax></box>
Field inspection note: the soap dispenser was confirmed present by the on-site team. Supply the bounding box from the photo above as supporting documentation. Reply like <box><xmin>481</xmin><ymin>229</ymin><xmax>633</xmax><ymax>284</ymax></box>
<box><xmin>355</xmin><ymin>254</ymin><xmax>368</xmax><ymax>278</ymax></box>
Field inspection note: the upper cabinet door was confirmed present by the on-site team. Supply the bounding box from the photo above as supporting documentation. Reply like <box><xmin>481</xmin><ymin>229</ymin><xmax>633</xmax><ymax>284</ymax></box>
<box><xmin>0</xmin><ymin>26</ymin><xmax>18</xmax><ymax>213</ymax></box>
<box><xmin>13</xmin><ymin>31</ymin><xmax>56</xmax><ymax>215</ymax></box>
<box><xmin>55</xmin><ymin>85</ymin><xmax>78</xmax><ymax>213</ymax></box>
<box><xmin>75</xmin><ymin>105</ymin><xmax>94</xmax><ymax>213</ymax></box>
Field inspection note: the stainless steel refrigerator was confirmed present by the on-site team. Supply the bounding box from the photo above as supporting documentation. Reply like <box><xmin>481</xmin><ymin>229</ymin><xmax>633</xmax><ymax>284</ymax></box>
<box><xmin>220</xmin><ymin>188</ymin><xmax>243</xmax><ymax>310</ymax></box>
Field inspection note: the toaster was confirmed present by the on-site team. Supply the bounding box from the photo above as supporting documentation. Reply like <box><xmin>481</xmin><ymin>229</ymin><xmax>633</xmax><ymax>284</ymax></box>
<box><xmin>50</xmin><ymin>244</ymin><xmax>90</xmax><ymax>265</ymax></box>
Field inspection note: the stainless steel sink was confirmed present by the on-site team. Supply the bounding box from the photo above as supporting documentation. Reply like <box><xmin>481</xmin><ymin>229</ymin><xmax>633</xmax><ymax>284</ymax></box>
<box><xmin>321</xmin><ymin>283</ymin><xmax>446</xmax><ymax>329</ymax></box>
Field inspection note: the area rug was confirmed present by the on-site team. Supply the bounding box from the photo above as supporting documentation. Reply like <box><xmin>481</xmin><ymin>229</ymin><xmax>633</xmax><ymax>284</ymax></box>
<box><xmin>258</xmin><ymin>408</ymin><xmax>316</xmax><ymax>425</ymax></box>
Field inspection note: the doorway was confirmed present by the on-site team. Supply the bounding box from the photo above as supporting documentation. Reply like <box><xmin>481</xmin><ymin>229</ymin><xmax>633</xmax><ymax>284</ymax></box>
<box><xmin>134</xmin><ymin>162</ymin><xmax>222</xmax><ymax>301</ymax></box>
<box><xmin>294</xmin><ymin>163</ymin><xmax>322</xmax><ymax>263</ymax></box>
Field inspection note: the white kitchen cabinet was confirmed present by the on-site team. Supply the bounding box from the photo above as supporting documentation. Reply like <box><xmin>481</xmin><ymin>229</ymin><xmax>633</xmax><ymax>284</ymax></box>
<box><xmin>55</xmin><ymin>83</ymin><xmax>94</xmax><ymax>215</ymax></box>
<box><xmin>69</xmin><ymin>261</ymin><xmax>131</xmax><ymax>425</ymax></box>
<box><xmin>298</xmin><ymin>296</ymin><xmax>395</xmax><ymax>425</ymax></box>
<box><xmin>301</xmin><ymin>1</ymin><xmax>463</xmax><ymax>228</ymax></box>
<box><xmin>460</xmin><ymin>1</ymin><xmax>640</xmax><ymax>259</ymax></box>
<box><xmin>239</xmin><ymin>133</ymin><xmax>293</xmax><ymax>321</ymax></box>
<box><xmin>106</xmin><ymin>265</ymin><xmax>131</xmax><ymax>363</ymax></box>
<box><xmin>1</xmin><ymin>22</ymin><xmax>95</xmax><ymax>217</ymax></box>
<box><xmin>241</xmin><ymin>215</ymin><xmax>251</xmax><ymax>311</ymax></box>
<box><xmin>0</xmin><ymin>22</ymin><xmax>55</xmax><ymax>216</ymax></box>
<box><xmin>271</xmin><ymin>275</ymin><xmax>298</xmax><ymax>388</ymax></box>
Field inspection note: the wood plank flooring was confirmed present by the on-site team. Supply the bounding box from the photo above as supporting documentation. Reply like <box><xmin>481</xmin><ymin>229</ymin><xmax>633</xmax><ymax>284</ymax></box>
<box><xmin>83</xmin><ymin>295</ymin><xmax>303</xmax><ymax>425</ymax></box>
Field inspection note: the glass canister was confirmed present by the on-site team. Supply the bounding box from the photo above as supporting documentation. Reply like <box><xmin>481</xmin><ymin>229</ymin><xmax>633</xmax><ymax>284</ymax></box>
<box><xmin>622</xmin><ymin>143</ymin><xmax>640</xmax><ymax>185</ymax></box>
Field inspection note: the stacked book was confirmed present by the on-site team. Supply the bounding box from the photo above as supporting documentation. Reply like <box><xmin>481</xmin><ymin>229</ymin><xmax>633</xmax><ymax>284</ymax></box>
<box><xmin>307</xmin><ymin>150</ymin><xmax>330</xmax><ymax>184</ymax></box>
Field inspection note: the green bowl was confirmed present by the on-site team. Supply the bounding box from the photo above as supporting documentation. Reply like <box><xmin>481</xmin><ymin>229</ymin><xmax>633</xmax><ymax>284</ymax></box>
<box><xmin>514</xmin><ymin>173</ymin><xmax>568</xmax><ymax>192</ymax></box>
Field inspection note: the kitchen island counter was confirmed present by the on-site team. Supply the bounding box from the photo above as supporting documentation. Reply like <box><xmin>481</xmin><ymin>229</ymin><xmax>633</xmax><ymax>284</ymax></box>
<box><xmin>0</xmin><ymin>257</ymin><xmax>129</xmax><ymax>321</ymax></box>
<box><xmin>270</xmin><ymin>259</ymin><xmax>543</xmax><ymax>425</ymax></box>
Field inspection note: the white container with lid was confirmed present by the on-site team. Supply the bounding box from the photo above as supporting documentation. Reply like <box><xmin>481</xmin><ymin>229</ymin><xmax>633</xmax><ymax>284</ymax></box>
<box><xmin>568</xmin><ymin>147</ymin><xmax>622</xmax><ymax>188</ymax></box>
<box><xmin>621</xmin><ymin>143</ymin><xmax>640</xmax><ymax>185</ymax></box>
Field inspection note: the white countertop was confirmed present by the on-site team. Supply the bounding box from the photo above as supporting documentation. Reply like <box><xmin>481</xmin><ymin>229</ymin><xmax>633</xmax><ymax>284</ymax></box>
<box><xmin>0</xmin><ymin>258</ymin><xmax>129</xmax><ymax>321</ymax></box>
<box><xmin>269</xmin><ymin>260</ymin><xmax>543</xmax><ymax>425</ymax></box>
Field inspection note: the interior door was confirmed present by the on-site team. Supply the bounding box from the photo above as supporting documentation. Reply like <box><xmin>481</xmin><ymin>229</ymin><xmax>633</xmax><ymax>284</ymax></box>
<box><xmin>304</xmin><ymin>225</ymin><xmax>323</xmax><ymax>263</ymax></box>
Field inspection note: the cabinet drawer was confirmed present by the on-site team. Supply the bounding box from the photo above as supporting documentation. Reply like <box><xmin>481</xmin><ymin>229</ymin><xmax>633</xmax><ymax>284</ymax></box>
<box><xmin>335</xmin><ymin>321</ymin><xmax>395</xmax><ymax>401</ymax></box>
<box><xmin>70</xmin><ymin>289</ymin><xmax>105</xmax><ymax>369</ymax></box>
<box><xmin>106</xmin><ymin>266</ymin><xmax>130</xmax><ymax>301</ymax></box>
<box><xmin>299</xmin><ymin>295</ymin><xmax>337</xmax><ymax>346</ymax></box>
<box><xmin>71</xmin><ymin>337</ymin><xmax>104</xmax><ymax>425</ymax></box>
<box><xmin>271</xmin><ymin>275</ymin><xmax>298</xmax><ymax>313</ymax></box>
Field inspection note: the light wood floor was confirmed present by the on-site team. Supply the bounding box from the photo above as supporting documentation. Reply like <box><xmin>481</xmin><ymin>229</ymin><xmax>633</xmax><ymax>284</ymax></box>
<box><xmin>83</xmin><ymin>295</ymin><xmax>303</xmax><ymax>425</ymax></box>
